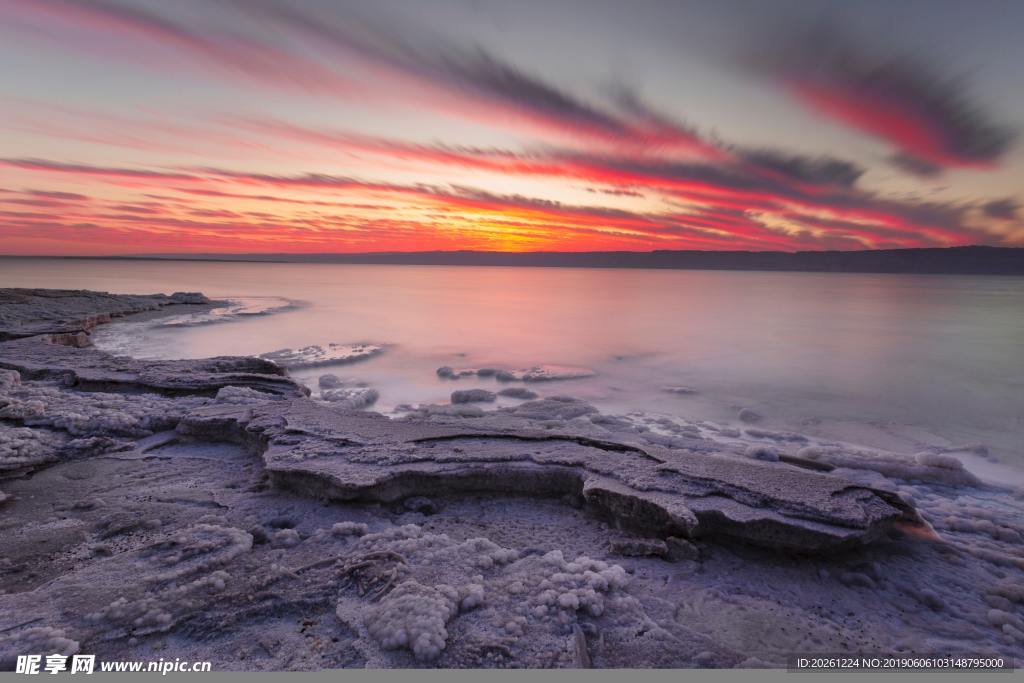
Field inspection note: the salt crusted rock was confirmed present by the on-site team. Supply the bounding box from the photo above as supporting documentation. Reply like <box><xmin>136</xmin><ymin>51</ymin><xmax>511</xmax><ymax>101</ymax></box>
<box><xmin>321</xmin><ymin>387</ymin><xmax>379</xmax><ymax>411</ymax></box>
<box><xmin>215</xmin><ymin>385</ymin><xmax>283</xmax><ymax>405</ymax></box>
<box><xmin>437</xmin><ymin>365</ymin><xmax>596</xmax><ymax>383</ymax></box>
<box><xmin>178</xmin><ymin>398</ymin><xmax>922</xmax><ymax>551</ymax></box>
<box><xmin>2</xmin><ymin>380</ymin><xmax>206</xmax><ymax>438</ymax></box>
<box><xmin>365</xmin><ymin>580</ymin><xmax>461</xmax><ymax>660</ymax></box>
<box><xmin>497</xmin><ymin>366</ymin><xmax>596</xmax><ymax>383</ymax></box>
<box><xmin>0</xmin><ymin>288</ymin><xmax>211</xmax><ymax>341</ymax></box>
<box><xmin>0</xmin><ymin>524</ymin><xmax>252</xmax><ymax>653</ymax></box>
<box><xmin>0</xmin><ymin>627</ymin><xmax>79</xmax><ymax>669</ymax></box>
<box><xmin>796</xmin><ymin>446</ymin><xmax>981</xmax><ymax>486</ymax></box>
<box><xmin>331</xmin><ymin>521</ymin><xmax>368</xmax><ymax>537</ymax></box>
<box><xmin>332</xmin><ymin>524</ymin><xmax>659</xmax><ymax>663</ymax></box>
<box><xmin>260</xmin><ymin>343</ymin><xmax>384</xmax><ymax>369</ymax></box>
<box><xmin>0</xmin><ymin>336</ymin><xmax>305</xmax><ymax>398</ymax></box>
<box><xmin>0</xmin><ymin>424</ymin><xmax>63</xmax><ymax>473</ymax></box>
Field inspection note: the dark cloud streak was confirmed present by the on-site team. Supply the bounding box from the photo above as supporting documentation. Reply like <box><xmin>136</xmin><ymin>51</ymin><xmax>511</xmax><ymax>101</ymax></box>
<box><xmin>745</xmin><ymin>25</ymin><xmax>1016</xmax><ymax>173</ymax></box>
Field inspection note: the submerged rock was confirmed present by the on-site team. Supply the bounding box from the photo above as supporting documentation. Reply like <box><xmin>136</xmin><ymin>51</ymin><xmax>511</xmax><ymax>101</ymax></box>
<box><xmin>321</xmin><ymin>387</ymin><xmax>380</xmax><ymax>411</ymax></box>
<box><xmin>738</xmin><ymin>409</ymin><xmax>762</xmax><ymax>424</ymax></box>
<box><xmin>499</xmin><ymin>366</ymin><xmax>596</xmax><ymax>383</ymax></box>
<box><xmin>450</xmin><ymin>389</ymin><xmax>497</xmax><ymax>404</ymax></box>
<box><xmin>497</xmin><ymin>387</ymin><xmax>539</xmax><ymax>400</ymax></box>
<box><xmin>319</xmin><ymin>374</ymin><xmax>343</xmax><ymax>389</ymax></box>
<box><xmin>436</xmin><ymin>366</ymin><xmax>476</xmax><ymax>379</ymax></box>
<box><xmin>662</xmin><ymin>385</ymin><xmax>698</xmax><ymax>396</ymax></box>
<box><xmin>260</xmin><ymin>343</ymin><xmax>384</xmax><ymax>369</ymax></box>
<box><xmin>437</xmin><ymin>365</ymin><xmax>596</xmax><ymax>383</ymax></box>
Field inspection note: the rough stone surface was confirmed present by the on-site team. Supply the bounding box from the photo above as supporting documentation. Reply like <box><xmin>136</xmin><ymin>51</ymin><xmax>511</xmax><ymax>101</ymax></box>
<box><xmin>0</xmin><ymin>288</ymin><xmax>210</xmax><ymax>341</ymax></box>
<box><xmin>0</xmin><ymin>336</ymin><xmax>305</xmax><ymax>398</ymax></box>
<box><xmin>177</xmin><ymin>397</ymin><xmax>918</xmax><ymax>551</ymax></box>
<box><xmin>451</xmin><ymin>389</ymin><xmax>497</xmax><ymax>404</ymax></box>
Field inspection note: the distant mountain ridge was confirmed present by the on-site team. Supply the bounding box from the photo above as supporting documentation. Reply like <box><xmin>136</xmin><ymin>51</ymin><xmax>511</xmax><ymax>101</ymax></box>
<box><xmin>7</xmin><ymin>246</ymin><xmax>1024</xmax><ymax>275</ymax></box>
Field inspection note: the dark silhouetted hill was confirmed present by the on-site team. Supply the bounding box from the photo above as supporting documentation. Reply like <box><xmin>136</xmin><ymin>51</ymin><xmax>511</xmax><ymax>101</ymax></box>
<box><xmin>7</xmin><ymin>246</ymin><xmax>1024</xmax><ymax>275</ymax></box>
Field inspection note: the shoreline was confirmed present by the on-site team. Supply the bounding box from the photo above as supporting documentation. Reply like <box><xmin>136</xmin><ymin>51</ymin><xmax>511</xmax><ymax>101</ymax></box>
<box><xmin>1</xmin><ymin>289</ymin><xmax>1022</xmax><ymax>669</ymax></box>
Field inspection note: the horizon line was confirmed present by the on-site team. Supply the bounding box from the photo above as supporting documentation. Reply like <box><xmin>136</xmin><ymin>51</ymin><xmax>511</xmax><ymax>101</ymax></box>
<box><xmin>2</xmin><ymin>245</ymin><xmax>1022</xmax><ymax>276</ymax></box>
<box><xmin>2</xmin><ymin>244</ymin><xmax>1020</xmax><ymax>260</ymax></box>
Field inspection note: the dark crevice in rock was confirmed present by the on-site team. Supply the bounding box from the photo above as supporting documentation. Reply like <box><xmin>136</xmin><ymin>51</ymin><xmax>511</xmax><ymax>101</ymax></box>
<box><xmin>410</xmin><ymin>432</ymin><xmax>665</xmax><ymax>462</ymax></box>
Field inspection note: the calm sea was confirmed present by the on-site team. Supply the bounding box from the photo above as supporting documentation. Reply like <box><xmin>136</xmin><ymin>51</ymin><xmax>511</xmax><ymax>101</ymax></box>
<box><xmin>2</xmin><ymin>258</ymin><xmax>1022</xmax><ymax>477</ymax></box>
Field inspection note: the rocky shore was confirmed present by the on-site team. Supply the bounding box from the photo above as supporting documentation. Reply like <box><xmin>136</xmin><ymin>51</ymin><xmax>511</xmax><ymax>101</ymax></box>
<box><xmin>1</xmin><ymin>289</ymin><xmax>1021</xmax><ymax>669</ymax></box>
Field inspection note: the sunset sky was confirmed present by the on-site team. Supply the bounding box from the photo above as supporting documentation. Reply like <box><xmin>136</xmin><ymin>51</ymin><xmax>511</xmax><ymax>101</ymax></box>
<box><xmin>1</xmin><ymin>0</ymin><xmax>1022</xmax><ymax>254</ymax></box>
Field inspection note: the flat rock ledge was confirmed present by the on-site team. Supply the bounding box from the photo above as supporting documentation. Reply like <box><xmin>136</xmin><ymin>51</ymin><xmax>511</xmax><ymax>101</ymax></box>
<box><xmin>0</xmin><ymin>336</ymin><xmax>306</xmax><ymax>398</ymax></box>
<box><xmin>179</xmin><ymin>399</ymin><xmax>918</xmax><ymax>551</ymax></box>
<box><xmin>0</xmin><ymin>288</ymin><xmax>211</xmax><ymax>344</ymax></box>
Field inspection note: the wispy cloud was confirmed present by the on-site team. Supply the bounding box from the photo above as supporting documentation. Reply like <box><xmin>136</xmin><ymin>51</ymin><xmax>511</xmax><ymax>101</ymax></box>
<box><xmin>4</xmin><ymin>0</ymin><xmax>357</xmax><ymax>94</ymax></box>
<box><xmin>747</xmin><ymin>25</ymin><xmax>1016</xmax><ymax>173</ymax></box>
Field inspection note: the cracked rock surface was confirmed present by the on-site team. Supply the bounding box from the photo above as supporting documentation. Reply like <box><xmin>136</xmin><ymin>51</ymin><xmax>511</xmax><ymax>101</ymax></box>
<box><xmin>178</xmin><ymin>399</ymin><xmax>916</xmax><ymax>551</ymax></box>
<box><xmin>0</xmin><ymin>289</ymin><xmax>209</xmax><ymax>342</ymax></box>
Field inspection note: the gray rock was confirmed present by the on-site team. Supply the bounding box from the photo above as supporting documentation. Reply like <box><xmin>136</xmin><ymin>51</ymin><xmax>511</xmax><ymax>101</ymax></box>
<box><xmin>403</xmin><ymin>496</ymin><xmax>437</xmax><ymax>514</ymax></box>
<box><xmin>321</xmin><ymin>387</ymin><xmax>379</xmax><ymax>411</ymax></box>
<box><xmin>179</xmin><ymin>398</ymin><xmax>922</xmax><ymax>551</ymax></box>
<box><xmin>0</xmin><ymin>288</ymin><xmax>210</xmax><ymax>341</ymax></box>
<box><xmin>0</xmin><ymin>336</ymin><xmax>305</xmax><ymax>398</ymax></box>
<box><xmin>666</xmin><ymin>536</ymin><xmax>700</xmax><ymax>561</ymax></box>
<box><xmin>169</xmin><ymin>292</ymin><xmax>210</xmax><ymax>305</ymax></box>
<box><xmin>260</xmin><ymin>343</ymin><xmax>384</xmax><ymax>369</ymax></box>
<box><xmin>497</xmin><ymin>387</ymin><xmax>539</xmax><ymax>400</ymax></box>
<box><xmin>451</xmin><ymin>389</ymin><xmax>497</xmax><ymax>404</ymax></box>
<box><xmin>318</xmin><ymin>374</ymin><xmax>343</xmax><ymax>389</ymax></box>
<box><xmin>609</xmin><ymin>537</ymin><xmax>669</xmax><ymax>558</ymax></box>
<box><xmin>744</xmin><ymin>445</ymin><xmax>780</xmax><ymax>462</ymax></box>
<box><xmin>436</xmin><ymin>366</ymin><xmax>475</xmax><ymax>379</ymax></box>
<box><xmin>738</xmin><ymin>408</ymin><xmax>763</xmax><ymax>424</ymax></box>
<box><xmin>248</xmin><ymin>525</ymin><xmax>270</xmax><ymax>545</ymax></box>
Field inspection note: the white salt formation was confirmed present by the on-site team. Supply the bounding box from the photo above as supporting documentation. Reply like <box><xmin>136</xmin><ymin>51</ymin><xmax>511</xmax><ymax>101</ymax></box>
<box><xmin>260</xmin><ymin>344</ymin><xmax>384</xmax><ymax>369</ymax></box>
<box><xmin>158</xmin><ymin>297</ymin><xmax>294</xmax><ymax>327</ymax></box>
<box><xmin>438</xmin><ymin>365</ymin><xmax>596</xmax><ymax>383</ymax></box>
